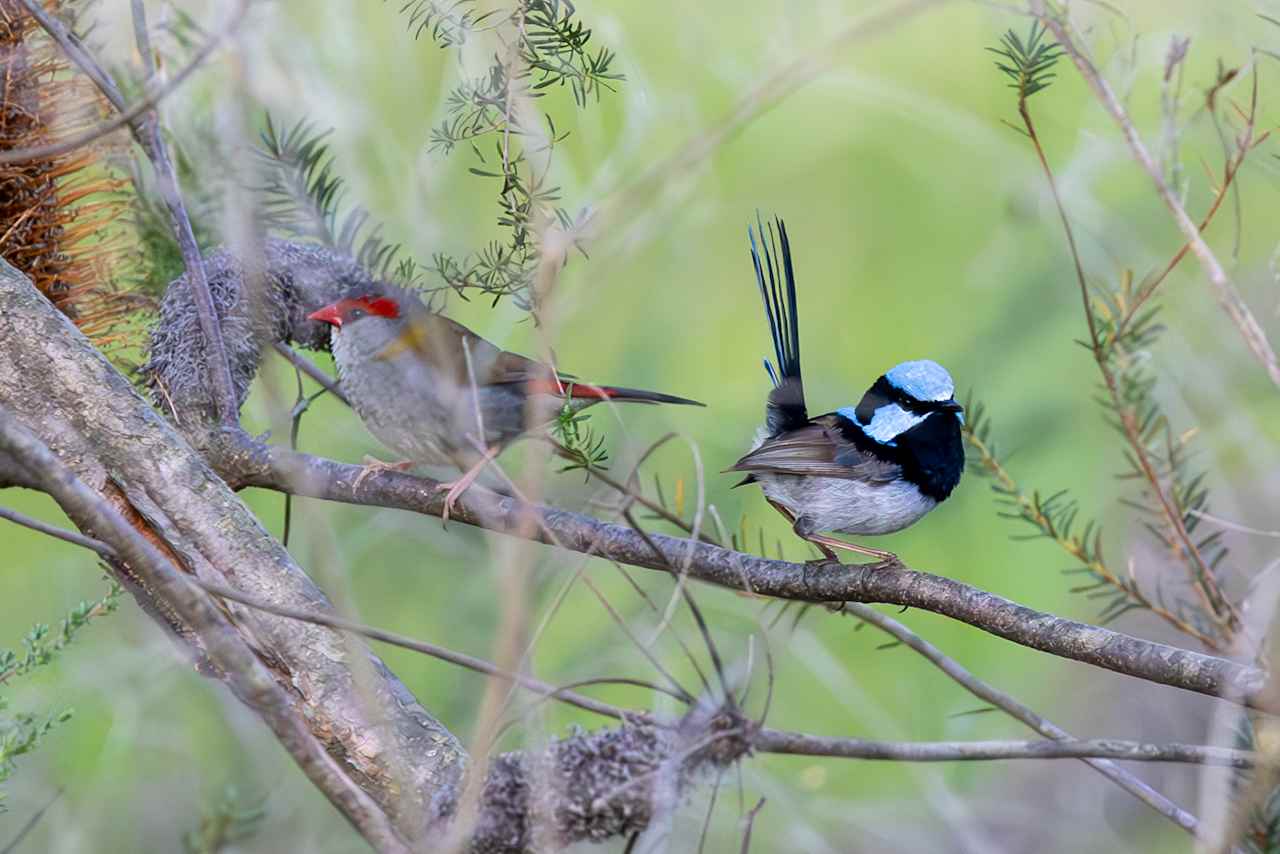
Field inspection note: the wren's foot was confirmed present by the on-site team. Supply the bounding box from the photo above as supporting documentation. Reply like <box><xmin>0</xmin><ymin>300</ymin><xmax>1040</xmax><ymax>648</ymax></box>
<box><xmin>804</xmin><ymin>532</ymin><xmax>899</xmax><ymax>566</ymax></box>
<box><xmin>354</xmin><ymin>455</ymin><xmax>415</xmax><ymax>493</ymax></box>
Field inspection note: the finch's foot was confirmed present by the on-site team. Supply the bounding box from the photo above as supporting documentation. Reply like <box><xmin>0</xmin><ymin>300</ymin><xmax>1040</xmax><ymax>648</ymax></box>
<box><xmin>354</xmin><ymin>456</ymin><xmax>415</xmax><ymax>493</ymax></box>
<box><xmin>437</xmin><ymin>447</ymin><xmax>500</xmax><ymax>526</ymax></box>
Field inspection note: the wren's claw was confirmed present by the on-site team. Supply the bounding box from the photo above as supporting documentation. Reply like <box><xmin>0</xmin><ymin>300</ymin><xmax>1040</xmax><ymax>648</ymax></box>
<box><xmin>354</xmin><ymin>455</ymin><xmax>415</xmax><ymax>493</ymax></box>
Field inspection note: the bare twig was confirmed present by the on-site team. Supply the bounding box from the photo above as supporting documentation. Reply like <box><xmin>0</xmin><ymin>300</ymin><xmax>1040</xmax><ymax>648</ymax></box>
<box><xmin>751</xmin><ymin>729</ymin><xmax>1255</xmax><ymax>767</ymax></box>
<box><xmin>1036</xmin><ymin>5</ymin><xmax>1280</xmax><ymax>387</ymax></box>
<box><xmin>272</xmin><ymin>342</ymin><xmax>350</xmax><ymax>405</ymax></box>
<box><xmin>0</xmin><ymin>788</ymin><xmax>62</xmax><ymax>854</ymax></box>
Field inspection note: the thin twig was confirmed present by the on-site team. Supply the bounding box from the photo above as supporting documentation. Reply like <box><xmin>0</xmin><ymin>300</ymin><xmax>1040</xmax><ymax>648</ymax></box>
<box><xmin>1008</xmin><ymin>37</ymin><xmax>1241</xmax><ymax>641</ymax></box>
<box><xmin>1036</xmin><ymin>5</ymin><xmax>1280</xmax><ymax>387</ymax></box>
<box><xmin>21</xmin><ymin>0</ymin><xmax>245</xmax><ymax>426</ymax></box>
<box><xmin>273</xmin><ymin>342</ymin><xmax>350</xmax><ymax>405</ymax></box>
<box><xmin>837</xmin><ymin>602</ymin><xmax>1201</xmax><ymax>836</ymax></box>
<box><xmin>0</xmin><ymin>788</ymin><xmax>62</xmax><ymax>854</ymax></box>
<box><xmin>751</xmin><ymin>729</ymin><xmax>1255</xmax><ymax>767</ymax></box>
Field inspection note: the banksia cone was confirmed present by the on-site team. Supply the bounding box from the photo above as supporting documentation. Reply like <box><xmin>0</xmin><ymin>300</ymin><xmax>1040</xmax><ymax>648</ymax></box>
<box><xmin>0</xmin><ymin>0</ymin><xmax>148</xmax><ymax>353</ymax></box>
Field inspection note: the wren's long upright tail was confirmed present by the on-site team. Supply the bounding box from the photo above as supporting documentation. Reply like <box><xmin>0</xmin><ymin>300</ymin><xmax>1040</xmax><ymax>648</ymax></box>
<box><xmin>750</xmin><ymin>216</ymin><xmax>809</xmax><ymax>436</ymax></box>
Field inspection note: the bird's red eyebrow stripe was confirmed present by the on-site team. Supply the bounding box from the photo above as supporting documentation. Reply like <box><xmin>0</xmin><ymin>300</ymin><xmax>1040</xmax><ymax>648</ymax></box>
<box><xmin>359</xmin><ymin>296</ymin><xmax>400</xmax><ymax>319</ymax></box>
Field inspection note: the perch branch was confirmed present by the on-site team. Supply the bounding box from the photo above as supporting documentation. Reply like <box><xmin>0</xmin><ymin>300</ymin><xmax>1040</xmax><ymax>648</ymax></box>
<box><xmin>10</xmin><ymin>499</ymin><xmax>1249</xmax><ymax>775</ymax></box>
<box><xmin>226</xmin><ymin>444</ymin><xmax>1272</xmax><ymax>712</ymax></box>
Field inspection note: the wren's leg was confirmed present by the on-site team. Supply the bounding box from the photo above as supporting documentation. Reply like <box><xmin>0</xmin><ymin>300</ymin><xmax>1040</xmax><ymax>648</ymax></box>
<box><xmin>765</xmin><ymin>498</ymin><xmax>840</xmax><ymax>563</ymax></box>
<box><xmin>354</xmin><ymin>455</ymin><xmax>416</xmax><ymax>493</ymax></box>
<box><xmin>437</xmin><ymin>446</ymin><xmax>501</xmax><ymax>525</ymax></box>
<box><xmin>805</xmin><ymin>532</ymin><xmax>899</xmax><ymax>565</ymax></box>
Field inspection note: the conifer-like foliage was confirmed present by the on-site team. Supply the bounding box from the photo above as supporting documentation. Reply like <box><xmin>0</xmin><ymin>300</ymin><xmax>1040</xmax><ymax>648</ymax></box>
<box><xmin>964</xmin><ymin>21</ymin><xmax>1257</xmax><ymax>652</ymax></box>
<box><xmin>0</xmin><ymin>582</ymin><xmax>121</xmax><ymax>812</ymax></box>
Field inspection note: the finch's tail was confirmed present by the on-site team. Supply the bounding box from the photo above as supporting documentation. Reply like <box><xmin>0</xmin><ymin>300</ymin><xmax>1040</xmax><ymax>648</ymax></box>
<box><xmin>526</xmin><ymin>379</ymin><xmax>704</xmax><ymax>407</ymax></box>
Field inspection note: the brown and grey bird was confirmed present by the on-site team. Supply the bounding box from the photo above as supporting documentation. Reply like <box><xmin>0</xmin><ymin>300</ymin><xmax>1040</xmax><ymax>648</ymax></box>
<box><xmin>308</xmin><ymin>290</ymin><xmax>703</xmax><ymax>517</ymax></box>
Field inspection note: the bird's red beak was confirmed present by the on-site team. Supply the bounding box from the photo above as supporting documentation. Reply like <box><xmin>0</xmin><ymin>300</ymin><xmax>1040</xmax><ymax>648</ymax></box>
<box><xmin>307</xmin><ymin>304</ymin><xmax>343</xmax><ymax>328</ymax></box>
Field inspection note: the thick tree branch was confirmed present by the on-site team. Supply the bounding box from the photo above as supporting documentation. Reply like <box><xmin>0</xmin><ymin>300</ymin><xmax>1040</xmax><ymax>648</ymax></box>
<box><xmin>228</xmin><ymin>443</ymin><xmax>1271</xmax><ymax>712</ymax></box>
<box><xmin>0</xmin><ymin>409</ymin><xmax>411</xmax><ymax>854</ymax></box>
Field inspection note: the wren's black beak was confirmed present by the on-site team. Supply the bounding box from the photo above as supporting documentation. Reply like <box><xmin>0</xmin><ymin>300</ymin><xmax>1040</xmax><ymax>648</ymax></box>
<box><xmin>941</xmin><ymin>400</ymin><xmax>964</xmax><ymax>413</ymax></box>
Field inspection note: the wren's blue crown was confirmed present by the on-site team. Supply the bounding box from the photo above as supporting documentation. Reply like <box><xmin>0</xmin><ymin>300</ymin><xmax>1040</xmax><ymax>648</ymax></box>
<box><xmin>886</xmin><ymin>360</ymin><xmax>955</xmax><ymax>402</ymax></box>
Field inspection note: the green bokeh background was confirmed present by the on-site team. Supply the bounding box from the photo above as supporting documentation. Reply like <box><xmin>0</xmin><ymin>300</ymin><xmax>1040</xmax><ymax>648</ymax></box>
<box><xmin>4</xmin><ymin>1</ymin><xmax>1279</xmax><ymax>851</ymax></box>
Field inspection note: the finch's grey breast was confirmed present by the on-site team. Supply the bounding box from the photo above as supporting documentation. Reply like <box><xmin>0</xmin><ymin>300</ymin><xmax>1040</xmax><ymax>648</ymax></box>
<box><xmin>330</xmin><ymin>321</ymin><xmax>455</xmax><ymax>465</ymax></box>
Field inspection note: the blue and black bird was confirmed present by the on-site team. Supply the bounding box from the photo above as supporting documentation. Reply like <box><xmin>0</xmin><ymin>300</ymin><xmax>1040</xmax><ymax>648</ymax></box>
<box><xmin>727</xmin><ymin>217</ymin><xmax>965</xmax><ymax>563</ymax></box>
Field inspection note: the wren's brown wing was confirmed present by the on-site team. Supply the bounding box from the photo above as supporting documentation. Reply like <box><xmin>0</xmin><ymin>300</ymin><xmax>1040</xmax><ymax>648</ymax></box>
<box><xmin>727</xmin><ymin>416</ymin><xmax>901</xmax><ymax>482</ymax></box>
<box><xmin>375</xmin><ymin>311</ymin><xmax>561</xmax><ymax>389</ymax></box>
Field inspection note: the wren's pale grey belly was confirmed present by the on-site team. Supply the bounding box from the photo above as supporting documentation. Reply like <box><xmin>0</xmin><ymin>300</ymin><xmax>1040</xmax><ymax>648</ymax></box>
<box><xmin>758</xmin><ymin>471</ymin><xmax>937</xmax><ymax>536</ymax></box>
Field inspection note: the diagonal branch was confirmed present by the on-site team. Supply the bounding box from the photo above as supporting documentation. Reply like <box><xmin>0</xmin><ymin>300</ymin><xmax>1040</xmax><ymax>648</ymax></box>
<box><xmin>0</xmin><ymin>0</ymin><xmax>244</xmax><ymax>165</ymax></box>
<box><xmin>0</xmin><ymin>256</ymin><xmax>463</xmax><ymax>845</ymax></box>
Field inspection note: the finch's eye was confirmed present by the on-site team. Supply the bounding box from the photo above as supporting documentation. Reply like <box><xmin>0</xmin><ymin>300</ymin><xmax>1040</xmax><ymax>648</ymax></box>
<box><xmin>350</xmin><ymin>308</ymin><xmax>365</xmax><ymax>319</ymax></box>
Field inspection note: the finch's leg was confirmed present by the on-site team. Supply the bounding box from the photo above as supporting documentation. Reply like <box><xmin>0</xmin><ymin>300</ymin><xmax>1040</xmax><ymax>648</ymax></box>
<box><xmin>354</xmin><ymin>456</ymin><xmax>415</xmax><ymax>493</ymax></box>
<box><xmin>438</xmin><ymin>446</ymin><xmax>500</xmax><ymax>525</ymax></box>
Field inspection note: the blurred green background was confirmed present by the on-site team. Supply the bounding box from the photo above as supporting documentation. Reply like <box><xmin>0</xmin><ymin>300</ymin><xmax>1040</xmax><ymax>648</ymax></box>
<box><xmin>4</xmin><ymin>0</ymin><xmax>1280</xmax><ymax>851</ymax></box>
